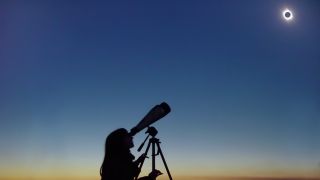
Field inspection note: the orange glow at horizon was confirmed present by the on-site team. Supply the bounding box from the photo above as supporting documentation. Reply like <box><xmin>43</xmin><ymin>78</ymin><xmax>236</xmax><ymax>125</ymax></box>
<box><xmin>1</xmin><ymin>166</ymin><xmax>320</xmax><ymax>180</ymax></box>
<box><xmin>1</xmin><ymin>176</ymin><xmax>320</xmax><ymax>180</ymax></box>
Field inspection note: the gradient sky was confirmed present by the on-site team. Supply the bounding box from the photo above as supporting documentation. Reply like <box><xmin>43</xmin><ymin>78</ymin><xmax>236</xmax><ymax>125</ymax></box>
<box><xmin>1</xmin><ymin>0</ymin><xmax>320</xmax><ymax>179</ymax></box>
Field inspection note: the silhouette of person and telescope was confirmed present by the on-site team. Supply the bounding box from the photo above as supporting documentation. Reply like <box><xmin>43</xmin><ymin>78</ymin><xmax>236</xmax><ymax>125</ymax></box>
<box><xmin>100</xmin><ymin>102</ymin><xmax>173</xmax><ymax>180</ymax></box>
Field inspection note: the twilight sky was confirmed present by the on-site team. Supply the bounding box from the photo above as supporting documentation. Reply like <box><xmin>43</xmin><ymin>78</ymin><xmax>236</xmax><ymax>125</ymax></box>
<box><xmin>0</xmin><ymin>0</ymin><xmax>320</xmax><ymax>179</ymax></box>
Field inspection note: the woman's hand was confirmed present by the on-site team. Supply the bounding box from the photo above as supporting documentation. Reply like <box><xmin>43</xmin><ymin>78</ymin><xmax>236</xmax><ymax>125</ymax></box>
<box><xmin>135</xmin><ymin>153</ymin><xmax>147</xmax><ymax>164</ymax></box>
<box><xmin>148</xmin><ymin>169</ymin><xmax>162</xmax><ymax>180</ymax></box>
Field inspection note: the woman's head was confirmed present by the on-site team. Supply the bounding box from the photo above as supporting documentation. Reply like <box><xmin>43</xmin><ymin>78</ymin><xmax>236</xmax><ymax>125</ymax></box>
<box><xmin>105</xmin><ymin>128</ymin><xmax>134</xmax><ymax>155</ymax></box>
<box><xmin>100</xmin><ymin>128</ymin><xmax>134</xmax><ymax>177</ymax></box>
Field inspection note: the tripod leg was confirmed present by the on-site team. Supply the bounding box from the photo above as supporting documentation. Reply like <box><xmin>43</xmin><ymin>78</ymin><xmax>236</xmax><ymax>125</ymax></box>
<box><xmin>135</xmin><ymin>140</ymin><xmax>152</xmax><ymax>180</ymax></box>
<box><xmin>156</xmin><ymin>142</ymin><xmax>173</xmax><ymax>180</ymax></box>
<box><xmin>152</xmin><ymin>139</ymin><xmax>156</xmax><ymax>171</ymax></box>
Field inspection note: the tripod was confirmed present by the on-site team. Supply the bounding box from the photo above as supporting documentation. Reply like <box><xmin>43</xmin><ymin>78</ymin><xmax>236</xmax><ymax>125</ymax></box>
<box><xmin>135</xmin><ymin>126</ymin><xmax>173</xmax><ymax>180</ymax></box>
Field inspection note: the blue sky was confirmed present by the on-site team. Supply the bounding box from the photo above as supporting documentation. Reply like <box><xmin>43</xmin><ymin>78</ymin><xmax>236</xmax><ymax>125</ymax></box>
<box><xmin>0</xmin><ymin>0</ymin><xmax>319</xmax><ymax>178</ymax></box>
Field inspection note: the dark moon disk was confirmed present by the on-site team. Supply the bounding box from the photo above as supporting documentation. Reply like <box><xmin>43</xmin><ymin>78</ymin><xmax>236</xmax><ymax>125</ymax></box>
<box><xmin>285</xmin><ymin>11</ymin><xmax>291</xmax><ymax>18</ymax></box>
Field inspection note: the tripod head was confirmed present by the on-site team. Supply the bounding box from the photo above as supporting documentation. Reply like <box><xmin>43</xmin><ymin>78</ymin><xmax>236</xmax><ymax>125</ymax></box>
<box><xmin>146</xmin><ymin>126</ymin><xmax>158</xmax><ymax>137</ymax></box>
<box><xmin>137</xmin><ymin>126</ymin><xmax>157</xmax><ymax>152</ymax></box>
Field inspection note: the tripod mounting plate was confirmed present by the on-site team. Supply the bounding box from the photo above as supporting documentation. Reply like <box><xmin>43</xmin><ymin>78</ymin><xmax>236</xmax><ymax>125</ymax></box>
<box><xmin>146</xmin><ymin>126</ymin><xmax>158</xmax><ymax>137</ymax></box>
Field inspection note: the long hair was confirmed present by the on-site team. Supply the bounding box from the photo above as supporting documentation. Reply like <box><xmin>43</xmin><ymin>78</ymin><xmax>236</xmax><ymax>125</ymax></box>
<box><xmin>100</xmin><ymin>128</ymin><xmax>131</xmax><ymax>177</ymax></box>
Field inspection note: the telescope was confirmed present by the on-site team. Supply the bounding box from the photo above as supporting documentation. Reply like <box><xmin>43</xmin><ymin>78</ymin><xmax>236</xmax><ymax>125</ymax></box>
<box><xmin>129</xmin><ymin>102</ymin><xmax>171</xmax><ymax>136</ymax></box>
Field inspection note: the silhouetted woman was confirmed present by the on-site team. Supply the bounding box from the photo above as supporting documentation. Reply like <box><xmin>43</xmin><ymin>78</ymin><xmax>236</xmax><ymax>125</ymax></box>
<box><xmin>100</xmin><ymin>128</ymin><xmax>161</xmax><ymax>180</ymax></box>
